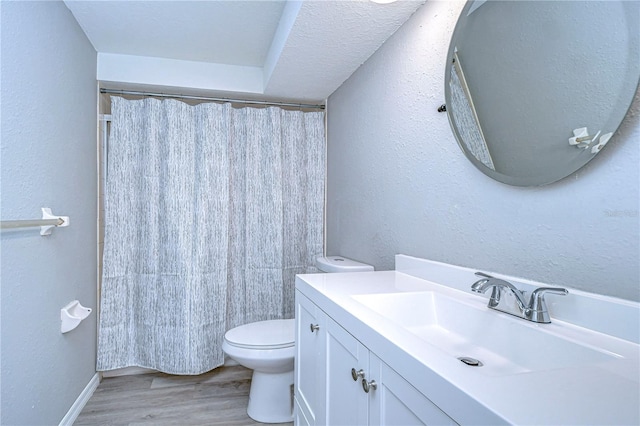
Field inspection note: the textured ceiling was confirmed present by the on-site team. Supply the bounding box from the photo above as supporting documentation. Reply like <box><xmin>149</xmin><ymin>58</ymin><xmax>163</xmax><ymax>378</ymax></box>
<box><xmin>64</xmin><ymin>0</ymin><xmax>425</xmax><ymax>102</ymax></box>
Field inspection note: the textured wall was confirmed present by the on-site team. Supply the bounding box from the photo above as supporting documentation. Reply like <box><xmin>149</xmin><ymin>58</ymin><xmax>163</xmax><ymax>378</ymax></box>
<box><xmin>1</xmin><ymin>2</ymin><xmax>98</xmax><ymax>424</ymax></box>
<box><xmin>326</xmin><ymin>0</ymin><xmax>639</xmax><ymax>301</ymax></box>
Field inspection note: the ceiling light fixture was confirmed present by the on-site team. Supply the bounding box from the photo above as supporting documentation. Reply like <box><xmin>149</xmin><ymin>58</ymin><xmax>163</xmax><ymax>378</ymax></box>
<box><xmin>370</xmin><ymin>0</ymin><xmax>399</xmax><ymax>4</ymax></box>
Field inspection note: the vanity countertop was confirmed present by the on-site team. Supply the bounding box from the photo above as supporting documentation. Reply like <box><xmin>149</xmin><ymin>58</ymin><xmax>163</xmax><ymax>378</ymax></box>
<box><xmin>295</xmin><ymin>255</ymin><xmax>640</xmax><ymax>425</ymax></box>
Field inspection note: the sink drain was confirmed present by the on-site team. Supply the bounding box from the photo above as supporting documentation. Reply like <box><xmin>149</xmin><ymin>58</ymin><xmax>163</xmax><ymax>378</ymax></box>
<box><xmin>458</xmin><ymin>357</ymin><xmax>483</xmax><ymax>367</ymax></box>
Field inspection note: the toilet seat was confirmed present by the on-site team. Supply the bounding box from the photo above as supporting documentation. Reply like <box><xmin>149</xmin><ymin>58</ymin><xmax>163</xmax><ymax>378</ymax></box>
<box><xmin>224</xmin><ymin>319</ymin><xmax>294</xmax><ymax>350</ymax></box>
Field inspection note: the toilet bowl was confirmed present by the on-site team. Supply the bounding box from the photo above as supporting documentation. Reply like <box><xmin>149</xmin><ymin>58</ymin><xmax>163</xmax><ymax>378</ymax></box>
<box><xmin>222</xmin><ymin>256</ymin><xmax>373</xmax><ymax>423</ymax></box>
<box><xmin>222</xmin><ymin>319</ymin><xmax>295</xmax><ymax>423</ymax></box>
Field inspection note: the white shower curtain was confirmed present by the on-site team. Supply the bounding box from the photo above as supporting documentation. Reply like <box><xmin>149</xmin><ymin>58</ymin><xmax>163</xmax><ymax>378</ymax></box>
<box><xmin>97</xmin><ymin>97</ymin><xmax>324</xmax><ymax>375</ymax></box>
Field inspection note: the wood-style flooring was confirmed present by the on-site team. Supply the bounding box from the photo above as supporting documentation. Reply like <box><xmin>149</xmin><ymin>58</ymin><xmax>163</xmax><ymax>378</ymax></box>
<box><xmin>75</xmin><ymin>366</ymin><xmax>293</xmax><ymax>426</ymax></box>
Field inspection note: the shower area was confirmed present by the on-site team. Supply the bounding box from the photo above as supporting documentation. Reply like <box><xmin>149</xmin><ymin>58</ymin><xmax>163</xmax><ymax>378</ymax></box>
<box><xmin>97</xmin><ymin>91</ymin><xmax>325</xmax><ymax>375</ymax></box>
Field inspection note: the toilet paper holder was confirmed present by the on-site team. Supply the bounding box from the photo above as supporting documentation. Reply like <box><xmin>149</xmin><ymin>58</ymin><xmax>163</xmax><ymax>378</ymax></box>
<box><xmin>61</xmin><ymin>300</ymin><xmax>92</xmax><ymax>333</ymax></box>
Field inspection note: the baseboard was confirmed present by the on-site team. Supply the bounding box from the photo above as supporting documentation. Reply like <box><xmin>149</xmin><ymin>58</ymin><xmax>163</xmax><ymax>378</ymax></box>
<box><xmin>59</xmin><ymin>372</ymin><xmax>100</xmax><ymax>426</ymax></box>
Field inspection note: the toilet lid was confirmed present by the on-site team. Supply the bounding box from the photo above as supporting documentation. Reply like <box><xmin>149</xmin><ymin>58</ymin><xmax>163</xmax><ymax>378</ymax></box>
<box><xmin>224</xmin><ymin>319</ymin><xmax>295</xmax><ymax>349</ymax></box>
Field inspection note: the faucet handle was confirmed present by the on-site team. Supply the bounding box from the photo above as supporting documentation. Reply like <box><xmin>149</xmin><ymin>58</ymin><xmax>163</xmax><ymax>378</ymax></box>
<box><xmin>530</xmin><ymin>287</ymin><xmax>568</xmax><ymax>300</ymax></box>
<box><xmin>474</xmin><ymin>271</ymin><xmax>493</xmax><ymax>279</ymax></box>
<box><xmin>528</xmin><ymin>287</ymin><xmax>568</xmax><ymax>323</ymax></box>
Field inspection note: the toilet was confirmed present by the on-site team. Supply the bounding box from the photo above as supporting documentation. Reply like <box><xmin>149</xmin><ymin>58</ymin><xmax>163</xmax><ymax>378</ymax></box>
<box><xmin>222</xmin><ymin>255</ymin><xmax>373</xmax><ymax>423</ymax></box>
<box><xmin>222</xmin><ymin>319</ymin><xmax>295</xmax><ymax>423</ymax></box>
<box><xmin>315</xmin><ymin>255</ymin><xmax>375</xmax><ymax>274</ymax></box>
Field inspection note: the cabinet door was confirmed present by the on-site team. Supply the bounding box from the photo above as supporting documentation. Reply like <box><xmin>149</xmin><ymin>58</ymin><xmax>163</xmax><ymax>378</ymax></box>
<box><xmin>368</xmin><ymin>354</ymin><xmax>457</xmax><ymax>426</ymax></box>
<box><xmin>326</xmin><ymin>317</ymin><xmax>369</xmax><ymax>426</ymax></box>
<box><xmin>294</xmin><ymin>398</ymin><xmax>311</xmax><ymax>426</ymax></box>
<box><xmin>295</xmin><ymin>291</ymin><xmax>327</xmax><ymax>425</ymax></box>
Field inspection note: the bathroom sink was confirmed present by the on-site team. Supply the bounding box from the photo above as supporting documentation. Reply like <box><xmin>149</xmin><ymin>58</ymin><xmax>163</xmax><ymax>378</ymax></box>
<box><xmin>352</xmin><ymin>291</ymin><xmax>621</xmax><ymax>376</ymax></box>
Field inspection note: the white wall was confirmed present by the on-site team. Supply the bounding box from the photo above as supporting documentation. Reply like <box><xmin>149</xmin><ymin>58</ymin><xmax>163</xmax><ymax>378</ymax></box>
<box><xmin>326</xmin><ymin>1</ymin><xmax>639</xmax><ymax>301</ymax></box>
<box><xmin>1</xmin><ymin>1</ymin><xmax>98</xmax><ymax>424</ymax></box>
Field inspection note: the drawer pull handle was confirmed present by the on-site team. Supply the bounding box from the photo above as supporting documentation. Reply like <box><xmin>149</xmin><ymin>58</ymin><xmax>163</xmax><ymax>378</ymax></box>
<box><xmin>310</xmin><ymin>323</ymin><xmax>320</xmax><ymax>332</ymax></box>
<box><xmin>362</xmin><ymin>379</ymin><xmax>377</xmax><ymax>393</ymax></box>
<box><xmin>351</xmin><ymin>368</ymin><xmax>365</xmax><ymax>381</ymax></box>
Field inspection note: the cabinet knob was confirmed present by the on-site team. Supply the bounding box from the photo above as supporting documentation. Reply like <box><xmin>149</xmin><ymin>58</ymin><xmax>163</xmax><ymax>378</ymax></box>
<box><xmin>362</xmin><ymin>379</ymin><xmax>377</xmax><ymax>393</ymax></box>
<box><xmin>351</xmin><ymin>368</ymin><xmax>365</xmax><ymax>381</ymax></box>
<box><xmin>310</xmin><ymin>323</ymin><xmax>320</xmax><ymax>332</ymax></box>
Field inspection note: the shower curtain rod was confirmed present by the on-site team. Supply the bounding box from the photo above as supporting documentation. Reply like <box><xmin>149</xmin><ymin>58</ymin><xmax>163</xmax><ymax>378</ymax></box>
<box><xmin>100</xmin><ymin>88</ymin><xmax>325</xmax><ymax>110</ymax></box>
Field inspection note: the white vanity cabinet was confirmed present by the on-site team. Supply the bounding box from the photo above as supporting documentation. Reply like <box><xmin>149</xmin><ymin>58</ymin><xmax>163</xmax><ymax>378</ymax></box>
<box><xmin>295</xmin><ymin>290</ymin><xmax>456</xmax><ymax>426</ymax></box>
<box><xmin>295</xmin><ymin>256</ymin><xmax>640</xmax><ymax>425</ymax></box>
<box><xmin>295</xmin><ymin>291</ymin><xmax>327</xmax><ymax>426</ymax></box>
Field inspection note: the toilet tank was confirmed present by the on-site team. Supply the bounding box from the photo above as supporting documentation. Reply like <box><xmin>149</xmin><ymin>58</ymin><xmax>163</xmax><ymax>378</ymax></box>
<box><xmin>316</xmin><ymin>256</ymin><xmax>374</xmax><ymax>273</ymax></box>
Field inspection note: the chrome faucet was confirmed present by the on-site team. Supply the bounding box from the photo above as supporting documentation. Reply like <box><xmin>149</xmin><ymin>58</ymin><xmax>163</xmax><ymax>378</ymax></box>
<box><xmin>471</xmin><ymin>272</ymin><xmax>568</xmax><ymax>323</ymax></box>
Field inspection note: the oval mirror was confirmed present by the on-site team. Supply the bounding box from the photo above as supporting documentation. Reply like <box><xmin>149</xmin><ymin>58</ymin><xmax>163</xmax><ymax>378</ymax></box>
<box><xmin>445</xmin><ymin>0</ymin><xmax>639</xmax><ymax>186</ymax></box>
